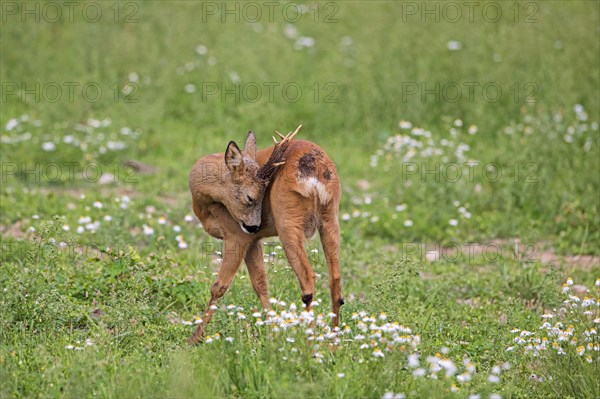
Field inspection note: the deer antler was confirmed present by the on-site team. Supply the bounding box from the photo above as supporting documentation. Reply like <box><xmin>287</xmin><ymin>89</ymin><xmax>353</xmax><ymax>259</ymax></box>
<box><xmin>258</xmin><ymin>125</ymin><xmax>302</xmax><ymax>182</ymax></box>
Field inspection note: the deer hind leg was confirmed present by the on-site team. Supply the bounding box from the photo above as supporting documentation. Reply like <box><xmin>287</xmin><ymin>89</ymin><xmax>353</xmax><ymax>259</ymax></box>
<box><xmin>277</xmin><ymin>220</ymin><xmax>316</xmax><ymax>312</ymax></box>
<box><xmin>189</xmin><ymin>236</ymin><xmax>250</xmax><ymax>345</ymax></box>
<box><xmin>244</xmin><ymin>239</ymin><xmax>270</xmax><ymax>309</ymax></box>
<box><xmin>319</xmin><ymin>206</ymin><xmax>344</xmax><ymax>327</ymax></box>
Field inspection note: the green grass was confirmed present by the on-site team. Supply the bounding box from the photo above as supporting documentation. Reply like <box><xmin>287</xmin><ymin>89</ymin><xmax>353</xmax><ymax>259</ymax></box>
<box><xmin>1</xmin><ymin>1</ymin><xmax>599</xmax><ymax>398</ymax></box>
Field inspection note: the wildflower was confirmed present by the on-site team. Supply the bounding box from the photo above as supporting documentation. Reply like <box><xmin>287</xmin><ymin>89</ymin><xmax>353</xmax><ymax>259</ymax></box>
<box><xmin>195</xmin><ymin>45</ymin><xmax>208</xmax><ymax>55</ymax></box>
<box><xmin>447</xmin><ymin>40</ymin><xmax>462</xmax><ymax>51</ymax></box>
<box><xmin>373</xmin><ymin>348</ymin><xmax>385</xmax><ymax>357</ymax></box>
<box><xmin>42</xmin><ymin>142</ymin><xmax>56</xmax><ymax>151</ymax></box>
<box><xmin>6</xmin><ymin>118</ymin><xmax>18</xmax><ymax>130</ymax></box>
<box><xmin>464</xmin><ymin>359</ymin><xmax>476</xmax><ymax>373</ymax></box>
<box><xmin>577</xmin><ymin>346</ymin><xmax>585</xmax><ymax>356</ymax></box>
<box><xmin>294</xmin><ymin>36</ymin><xmax>315</xmax><ymax>49</ymax></box>
<box><xmin>225</xmin><ymin>337</ymin><xmax>234</xmax><ymax>343</ymax></box>
<box><xmin>566</xmin><ymin>277</ymin><xmax>573</xmax><ymax>286</ymax></box>
<box><xmin>337</xmin><ymin>373</ymin><xmax>345</xmax><ymax>378</ymax></box>
<box><xmin>65</xmin><ymin>345</ymin><xmax>74</xmax><ymax>350</ymax></box>
<box><xmin>93</xmin><ymin>201</ymin><xmax>103</xmax><ymax>208</ymax></box>
<box><xmin>399</xmin><ymin>120</ymin><xmax>412</xmax><ymax>129</ymax></box>
<box><xmin>488</xmin><ymin>374</ymin><xmax>500</xmax><ymax>383</ymax></box>
<box><xmin>158</xmin><ymin>216</ymin><xmax>167</xmax><ymax>225</ymax></box>
<box><xmin>439</xmin><ymin>358</ymin><xmax>457</xmax><ymax>377</ymax></box>
<box><xmin>143</xmin><ymin>224</ymin><xmax>154</xmax><ymax>235</ymax></box>
<box><xmin>404</xmin><ymin>219</ymin><xmax>413</xmax><ymax>227</ymax></box>
<box><xmin>413</xmin><ymin>368</ymin><xmax>426</xmax><ymax>377</ymax></box>
<box><xmin>396</xmin><ymin>204</ymin><xmax>406</xmax><ymax>212</ymax></box>
<box><xmin>582</xmin><ymin>297</ymin><xmax>595</xmax><ymax>307</ymax></box>
<box><xmin>283</xmin><ymin>24</ymin><xmax>298</xmax><ymax>39</ymax></box>
<box><xmin>184</xmin><ymin>84</ymin><xmax>196</xmax><ymax>94</ymax></box>
<box><xmin>408</xmin><ymin>353</ymin><xmax>419</xmax><ymax>368</ymax></box>
<box><xmin>449</xmin><ymin>219</ymin><xmax>459</xmax><ymax>226</ymax></box>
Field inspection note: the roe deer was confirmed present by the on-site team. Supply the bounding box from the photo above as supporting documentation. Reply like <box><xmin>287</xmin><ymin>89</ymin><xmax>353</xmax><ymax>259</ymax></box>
<box><xmin>187</xmin><ymin>126</ymin><xmax>343</xmax><ymax>344</ymax></box>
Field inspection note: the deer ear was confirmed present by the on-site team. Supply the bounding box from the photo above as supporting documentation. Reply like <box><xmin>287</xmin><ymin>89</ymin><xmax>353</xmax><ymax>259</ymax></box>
<box><xmin>225</xmin><ymin>141</ymin><xmax>244</xmax><ymax>172</ymax></box>
<box><xmin>243</xmin><ymin>131</ymin><xmax>257</xmax><ymax>160</ymax></box>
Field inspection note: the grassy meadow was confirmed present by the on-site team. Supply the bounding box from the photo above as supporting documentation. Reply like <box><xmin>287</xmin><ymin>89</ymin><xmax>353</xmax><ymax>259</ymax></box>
<box><xmin>1</xmin><ymin>1</ymin><xmax>599</xmax><ymax>398</ymax></box>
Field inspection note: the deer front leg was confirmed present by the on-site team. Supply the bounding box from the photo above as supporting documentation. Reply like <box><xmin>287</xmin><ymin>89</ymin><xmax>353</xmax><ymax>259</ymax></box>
<box><xmin>189</xmin><ymin>238</ymin><xmax>249</xmax><ymax>345</ymax></box>
<box><xmin>245</xmin><ymin>239</ymin><xmax>270</xmax><ymax>309</ymax></box>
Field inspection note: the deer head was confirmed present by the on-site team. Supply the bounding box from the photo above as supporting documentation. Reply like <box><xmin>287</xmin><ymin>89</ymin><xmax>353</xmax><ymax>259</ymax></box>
<box><xmin>223</xmin><ymin>126</ymin><xmax>300</xmax><ymax>234</ymax></box>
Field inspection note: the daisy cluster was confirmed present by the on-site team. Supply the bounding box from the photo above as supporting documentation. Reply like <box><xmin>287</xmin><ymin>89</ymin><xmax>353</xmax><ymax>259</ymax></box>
<box><xmin>182</xmin><ymin>301</ymin><xmax>420</xmax><ymax>360</ymax></box>
<box><xmin>181</xmin><ymin>301</ymin><xmax>509</xmax><ymax>397</ymax></box>
<box><xmin>507</xmin><ymin>277</ymin><xmax>599</xmax><ymax>364</ymax></box>
<box><xmin>26</xmin><ymin>195</ymin><xmax>200</xmax><ymax>253</ymax></box>
<box><xmin>340</xmin><ymin>192</ymin><xmax>471</xmax><ymax>230</ymax></box>
<box><xmin>2</xmin><ymin>115</ymin><xmax>140</xmax><ymax>158</ymax></box>
<box><xmin>64</xmin><ymin>338</ymin><xmax>93</xmax><ymax>351</ymax></box>
<box><xmin>282</xmin><ymin>23</ymin><xmax>316</xmax><ymax>51</ymax></box>
<box><xmin>502</xmin><ymin>104</ymin><xmax>596</xmax><ymax>150</ymax></box>
<box><xmin>370</xmin><ymin>118</ymin><xmax>476</xmax><ymax>168</ymax></box>
<box><xmin>383</xmin><ymin>357</ymin><xmax>506</xmax><ymax>399</ymax></box>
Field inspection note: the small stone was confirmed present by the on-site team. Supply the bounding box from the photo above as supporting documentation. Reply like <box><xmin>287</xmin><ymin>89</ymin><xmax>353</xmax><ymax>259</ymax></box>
<box><xmin>571</xmin><ymin>285</ymin><xmax>588</xmax><ymax>298</ymax></box>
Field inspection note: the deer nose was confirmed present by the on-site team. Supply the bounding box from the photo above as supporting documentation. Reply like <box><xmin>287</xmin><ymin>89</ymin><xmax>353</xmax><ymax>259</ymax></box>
<box><xmin>242</xmin><ymin>223</ymin><xmax>260</xmax><ymax>234</ymax></box>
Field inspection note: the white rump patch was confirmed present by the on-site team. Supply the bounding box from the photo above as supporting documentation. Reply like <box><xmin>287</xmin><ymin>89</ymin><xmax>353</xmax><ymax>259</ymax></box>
<box><xmin>299</xmin><ymin>177</ymin><xmax>331</xmax><ymax>205</ymax></box>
